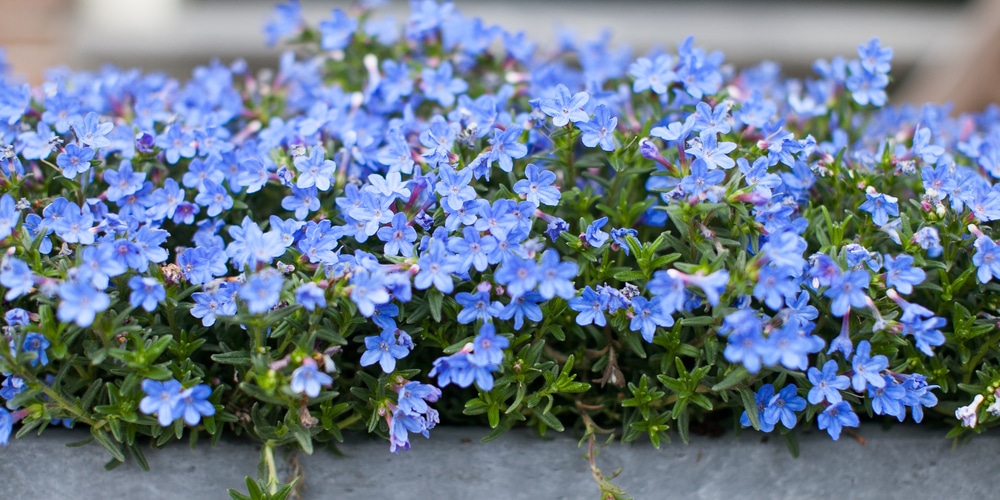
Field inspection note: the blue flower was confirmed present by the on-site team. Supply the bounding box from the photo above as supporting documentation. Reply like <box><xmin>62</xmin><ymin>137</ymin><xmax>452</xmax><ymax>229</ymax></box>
<box><xmin>361</xmin><ymin>328</ymin><xmax>410</xmax><ymax>373</ymax></box>
<box><xmin>610</xmin><ymin>228</ymin><xmax>638</xmax><ymax>255</ymax></box>
<box><xmin>499</xmin><ymin>291</ymin><xmax>543</xmax><ymax>330</ymax></box>
<box><xmin>365</xmin><ymin>171</ymin><xmax>412</xmax><ymax>202</ymax></box>
<box><xmin>420</xmin><ymin>61</ymin><xmax>467</xmax><ymax>107</ymax></box>
<box><xmin>0</xmin><ymin>408</ymin><xmax>11</xmax><ymax>446</ymax></box>
<box><xmin>22</xmin><ymin>332</ymin><xmax>50</xmax><ymax>367</ymax></box>
<box><xmin>388</xmin><ymin>408</ymin><xmax>429</xmax><ymax>453</ymax></box>
<box><xmin>183</xmin><ymin>158</ymin><xmax>225</xmax><ymax>191</ymax></box>
<box><xmin>629</xmin><ymin>296</ymin><xmax>673</xmax><ymax>342</ymax></box>
<box><xmin>282</xmin><ymin>186</ymin><xmax>320</xmax><ymax>220</ymax></box>
<box><xmin>513</xmin><ymin>163</ymin><xmax>560</xmax><ymax>207</ymax></box>
<box><xmin>585</xmin><ymin>216</ymin><xmax>610</xmax><ymax>247</ymax></box>
<box><xmin>823</xmin><ymin>270</ymin><xmax>870</xmax><ymax>317</ymax></box>
<box><xmin>682</xmin><ymin>269</ymin><xmax>729</xmax><ymax>307</ymax></box>
<box><xmin>869</xmin><ymin>374</ymin><xmax>907</xmax><ymax>420</ymax></box>
<box><xmin>753</xmin><ymin>265</ymin><xmax>799</xmax><ymax>311</ymax></box>
<box><xmin>740</xmin><ymin>384</ymin><xmax>776</xmax><ymax>433</ymax></box>
<box><xmin>487</xmin><ymin>125</ymin><xmax>527</xmax><ymax>174</ymax></box>
<box><xmin>290</xmin><ymin>358</ymin><xmax>333</xmax><ymax>397</ymax></box>
<box><xmin>858</xmin><ymin>187</ymin><xmax>898</xmax><ymax>226</ymax></box>
<box><xmin>157</xmin><ymin>125</ymin><xmax>197</xmax><ymax>164</ymax></box>
<box><xmin>973</xmin><ymin>235</ymin><xmax>1000</xmax><ymax>283</ymax></box>
<box><xmin>72</xmin><ymin>111</ymin><xmax>114</xmax><ymax>149</ymax></box>
<box><xmin>577</xmin><ymin>104</ymin><xmax>618</xmax><ymax>151</ymax></box>
<box><xmin>140</xmin><ymin>379</ymin><xmax>183</xmax><ymax>427</ymax></box>
<box><xmin>536</xmin><ymin>84</ymin><xmax>590</xmax><ymax>127</ymax></box>
<box><xmin>128</xmin><ymin>276</ymin><xmax>166</xmax><ymax>312</ymax></box>
<box><xmin>192</xmin><ymin>180</ymin><xmax>232</xmax><ymax>218</ymax></box>
<box><xmin>900</xmin><ymin>373</ymin><xmax>938</xmax><ymax>423</ymax></box>
<box><xmin>692</xmin><ymin>101</ymin><xmax>732</xmax><ymax>136</ymax></box>
<box><xmin>239</xmin><ymin>269</ymin><xmax>285</xmax><ymax>315</ymax></box>
<box><xmin>56</xmin><ymin>143</ymin><xmax>95</xmax><ymax>178</ymax></box>
<box><xmin>629</xmin><ymin>54</ymin><xmax>676</xmax><ymax>94</ymax></box>
<box><xmin>319</xmin><ymin>8</ymin><xmax>357</xmax><ymax>51</ymax></box>
<box><xmin>173</xmin><ymin>384</ymin><xmax>215</xmax><ymax>426</ymax></box>
<box><xmin>0</xmin><ymin>375</ymin><xmax>25</xmax><ymax>403</ymax></box>
<box><xmin>293</xmin><ymin>146</ymin><xmax>336</xmax><ymax>191</ymax></box>
<box><xmin>680</xmin><ymin>158</ymin><xmax>726</xmax><ymax>199</ymax></box>
<box><xmin>857</xmin><ymin>37</ymin><xmax>893</xmax><ymax>74</ymax></box>
<box><xmin>535</xmin><ymin>249</ymin><xmax>578</xmax><ymax>300</ymax></box>
<box><xmin>375</xmin><ymin>212</ymin><xmax>417</xmax><ymax>259</ymax></box>
<box><xmin>435</xmin><ymin>164</ymin><xmax>476</xmax><ymax>211</ymax></box>
<box><xmin>569</xmin><ymin>286</ymin><xmax>608</xmax><ymax>327</ymax></box>
<box><xmin>397</xmin><ymin>381</ymin><xmax>441</xmax><ymax>415</ymax></box>
<box><xmin>4</xmin><ymin>308</ymin><xmax>29</xmax><ymax>327</ymax></box>
<box><xmin>851</xmin><ymin>340</ymin><xmax>889</xmax><ymax>392</ymax></box>
<box><xmin>807</xmin><ymin>360</ymin><xmax>850</xmax><ymax>404</ymax></box>
<box><xmin>178</xmin><ymin>246</ymin><xmax>226</xmax><ymax>285</ymax></box>
<box><xmin>685</xmin><ymin>131</ymin><xmax>737</xmax><ymax>170</ymax></box>
<box><xmin>901</xmin><ymin>315</ymin><xmax>947</xmax><ymax>357</ymax></box>
<box><xmin>763</xmin><ymin>384</ymin><xmax>806</xmax><ymax>429</ymax></box>
<box><xmin>469</xmin><ymin>323</ymin><xmax>509</xmax><ymax>366</ymax></box>
<box><xmin>350</xmin><ymin>268</ymin><xmax>390</xmax><ymax>317</ymax></box>
<box><xmin>295</xmin><ymin>282</ymin><xmax>326</xmax><ymax>311</ymax></box>
<box><xmin>191</xmin><ymin>283</ymin><xmax>238</xmax><ymax>327</ymax></box>
<box><xmin>721</xmin><ymin>310</ymin><xmax>765</xmax><ymax>373</ymax></box>
<box><xmin>448</xmin><ymin>227</ymin><xmax>496</xmax><ymax>273</ymax></box>
<box><xmin>455</xmin><ymin>290</ymin><xmax>502</xmax><ymax>324</ymax></box>
<box><xmin>414</xmin><ymin>240</ymin><xmax>456</xmax><ymax>294</ymax></box>
<box><xmin>883</xmin><ymin>254</ymin><xmax>926</xmax><ymax>294</ymax></box>
<box><xmin>429</xmin><ymin>349</ymin><xmax>497</xmax><ymax>391</ymax></box>
<box><xmin>349</xmin><ymin>191</ymin><xmax>395</xmax><ymax>237</ymax></box>
<box><xmin>817</xmin><ymin>401</ymin><xmax>860</xmax><ymax>441</ymax></box>
<box><xmin>912</xmin><ymin>126</ymin><xmax>944</xmax><ymax>164</ymax></box>
<box><xmin>263</xmin><ymin>0</ymin><xmax>303</xmax><ymax>47</ymax></box>
<box><xmin>418</xmin><ymin>115</ymin><xmax>457</xmax><ymax>167</ymax></box>
<box><xmin>494</xmin><ymin>255</ymin><xmax>537</xmax><ymax>298</ymax></box>
<box><xmin>1</xmin><ymin>256</ymin><xmax>33</xmax><ymax>300</ymax></box>
<box><xmin>57</xmin><ymin>279</ymin><xmax>110</xmax><ymax>328</ymax></box>
<box><xmin>53</xmin><ymin>205</ymin><xmax>95</xmax><ymax>246</ymax></box>
<box><xmin>650</xmin><ymin>114</ymin><xmax>696</xmax><ymax>147</ymax></box>
<box><xmin>0</xmin><ymin>194</ymin><xmax>19</xmax><ymax>242</ymax></box>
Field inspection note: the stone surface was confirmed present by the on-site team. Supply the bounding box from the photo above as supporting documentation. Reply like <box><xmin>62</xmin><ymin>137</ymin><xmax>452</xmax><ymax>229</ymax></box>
<box><xmin>1</xmin><ymin>425</ymin><xmax>996</xmax><ymax>499</ymax></box>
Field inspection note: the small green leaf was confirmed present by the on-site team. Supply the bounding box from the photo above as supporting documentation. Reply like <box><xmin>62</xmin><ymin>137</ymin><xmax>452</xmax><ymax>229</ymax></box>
<box><xmin>738</xmin><ymin>387</ymin><xmax>760</xmax><ymax>431</ymax></box>
<box><xmin>711</xmin><ymin>367</ymin><xmax>750</xmax><ymax>392</ymax></box>
<box><xmin>536</xmin><ymin>410</ymin><xmax>565</xmax><ymax>432</ymax></box>
<box><xmin>428</xmin><ymin>290</ymin><xmax>443</xmax><ymax>323</ymax></box>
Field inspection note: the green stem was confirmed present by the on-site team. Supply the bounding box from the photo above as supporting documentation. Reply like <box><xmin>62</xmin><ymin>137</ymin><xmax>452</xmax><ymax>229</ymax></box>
<box><xmin>264</xmin><ymin>440</ymin><xmax>279</xmax><ymax>495</ymax></box>
<box><xmin>0</xmin><ymin>348</ymin><xmax>95</xmax><ymax>426</ymax></box>
<box><xmin>964</xmin><ymin>330</ymin><xmax>1000</xmax><ymax>384</ymax></box>
<box><xmin>334</xmin><ymin>412</ymin><xmax>363</xmax><ymax>430</ymax></box>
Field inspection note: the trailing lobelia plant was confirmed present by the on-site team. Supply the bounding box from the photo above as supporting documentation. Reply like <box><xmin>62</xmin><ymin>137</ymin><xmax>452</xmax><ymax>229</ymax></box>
<box><xmin>1</xmin><ymin>1</ymin><xmax>1000</xmax><ymax>498</ymax></box>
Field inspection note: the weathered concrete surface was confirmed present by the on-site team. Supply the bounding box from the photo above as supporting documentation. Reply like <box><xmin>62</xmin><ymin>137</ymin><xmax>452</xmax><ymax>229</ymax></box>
<box><xmin>1</xmin><ymin>425</ymin><xmax>995</xmax><ymax>499</ymax></box>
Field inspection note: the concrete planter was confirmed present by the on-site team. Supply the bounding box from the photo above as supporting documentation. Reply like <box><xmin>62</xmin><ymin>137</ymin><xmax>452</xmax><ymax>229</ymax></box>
<box><xmin>1</xmin><ymin>425</ymin><xmax>995</xmax><ymax>499</ymax></box>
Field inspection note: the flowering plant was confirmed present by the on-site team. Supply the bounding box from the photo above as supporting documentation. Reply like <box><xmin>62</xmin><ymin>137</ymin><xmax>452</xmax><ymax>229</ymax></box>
<box><xmin>2</xmin><ymin>1</ymin><xmax>1000</xmax><ymax>497</ymax></box>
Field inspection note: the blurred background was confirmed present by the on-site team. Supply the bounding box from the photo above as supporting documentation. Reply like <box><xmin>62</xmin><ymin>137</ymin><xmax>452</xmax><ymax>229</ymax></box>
<box><xmin>0</xmin><ymin>0</ymin><xmax>996</xmax><ymax>112</ymax></box>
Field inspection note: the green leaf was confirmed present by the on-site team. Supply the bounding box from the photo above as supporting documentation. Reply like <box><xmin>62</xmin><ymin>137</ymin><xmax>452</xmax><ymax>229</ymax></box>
<box><xmin>613</xmin><ymin>270</ymin><xmax>647</xmax><ymax>282</ymax></box>
<box><xmin>783</xmin><ymin>430</ymin><xmax>800</xmax><ymax>458</ymax></box>
<box><xmin>536</xmin><ymin>410</ymin><xmax>565</xmax><ymax>432</ymax></box>
<box><xmin>676</xmin><ymin>410</ymin><xmax>690</xmax><ymax>444</ymax></box>
<box><xmin>91</xmin><ymin>428</ymin><xmax>126</xmax><ymax>463</ymax></box>
<box><xmin>711</xmin><ymin>367</ymin><xmax>750</xmax><ymax>392</ymax></box>
<box><xmin>738</xmin><ymin>387</ymin><xmax>760</xmax><ymax>431</ymax></box>
<box><xmin>427</xmin><ymin>290</ymin><xmax>443</xmax><ymax>323</ymax></box>
<box><xmin>211</xmin><ymin>350</ymin><xmax>253</xmax><ymax>367</ymax></box>
<box><xmin>239</xmin><ymin>382</ymin><xmax>286</xmax><ymax>405</ymax></box>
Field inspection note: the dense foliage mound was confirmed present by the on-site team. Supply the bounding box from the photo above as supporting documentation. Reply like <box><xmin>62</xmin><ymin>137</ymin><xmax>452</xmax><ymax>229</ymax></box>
<box><xmin>2</xmin><ymin>1</ymin><xmax>999</xmax><ymax>497</ymax></box>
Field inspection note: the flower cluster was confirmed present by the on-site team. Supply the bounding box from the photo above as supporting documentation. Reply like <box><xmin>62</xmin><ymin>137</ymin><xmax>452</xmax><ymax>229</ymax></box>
<box><xmin>1</xmin><ymin>1</ymin><xmax>1000</xmax><ymax>494</ymax></box>
<box><xmin>139</xmin><ymin>379</ymin><xmax>216</xmax><ymax>427</ymax></box>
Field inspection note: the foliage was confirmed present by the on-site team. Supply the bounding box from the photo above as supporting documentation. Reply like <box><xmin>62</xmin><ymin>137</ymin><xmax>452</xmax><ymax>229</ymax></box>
<box><xmin>1</xmin><ymin>1</ymin><xmax>999</xmax><ymax>496</ymax></box>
